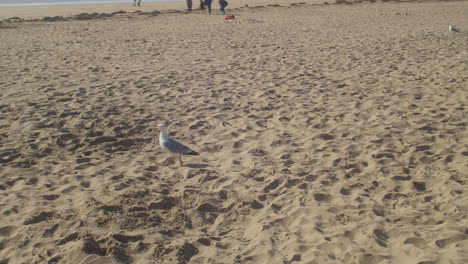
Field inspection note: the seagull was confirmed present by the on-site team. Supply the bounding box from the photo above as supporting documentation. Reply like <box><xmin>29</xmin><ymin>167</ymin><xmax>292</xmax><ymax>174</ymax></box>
<box><xmin>157</xmin><ymin>124</ymin><xmax>199</xmax><ymax>166</ymax></box>
<box><xmin>449</xmin><ymin>23</ymin><xmax>461</xmax><ymax>33</ymax></box>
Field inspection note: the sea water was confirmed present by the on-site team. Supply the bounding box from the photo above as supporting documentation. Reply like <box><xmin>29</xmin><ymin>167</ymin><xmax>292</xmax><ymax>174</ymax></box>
<box><xmin>0</xmin><ymin>0</ymin><xmax>182</xmax><ymax>7</ymax></box>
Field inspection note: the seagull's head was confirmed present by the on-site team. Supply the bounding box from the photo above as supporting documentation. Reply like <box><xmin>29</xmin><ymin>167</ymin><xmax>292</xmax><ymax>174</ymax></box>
<box><xmin>157</xmin><ymin>124</ymin><xmax>168</xmax><ymax>134</ymax></box>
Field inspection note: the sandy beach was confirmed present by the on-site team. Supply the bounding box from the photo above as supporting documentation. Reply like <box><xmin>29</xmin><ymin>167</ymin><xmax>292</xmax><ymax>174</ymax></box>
<box><xmin>1</xmin><ymin>0</ymin><xmax>467</xmax><ymax>263</ymax></box>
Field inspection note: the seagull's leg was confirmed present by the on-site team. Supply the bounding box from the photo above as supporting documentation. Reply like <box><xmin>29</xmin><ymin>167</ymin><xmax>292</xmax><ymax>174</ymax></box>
<box><xmin>179</xmin><ymin>155</ymin><xmax>184</xmax><ymax>166</ymax></box>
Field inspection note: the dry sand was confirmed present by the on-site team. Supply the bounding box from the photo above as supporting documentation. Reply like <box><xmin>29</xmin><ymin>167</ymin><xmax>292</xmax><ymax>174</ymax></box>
<box><xmin>1</xmin><ymin>0</ymin><xmax>468</xmax><ymax>263</ymax></box>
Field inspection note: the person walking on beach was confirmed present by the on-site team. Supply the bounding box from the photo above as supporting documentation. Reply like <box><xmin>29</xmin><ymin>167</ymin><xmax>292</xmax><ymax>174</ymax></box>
<box><xmin>133</xmin><ymin>0</ymin><xmax>141</xmax><ymax>7</ymax></box>
<box><xmin>204</xmin><ymin>0</ymin><xmax>213</xmax><ymax>14</ymax></box>
<box><xmin>219</xmin><ymin>0</ymin><xmax>228</xmax><ymax>15</ymax></box>
<box><xmin>187</xmin><ymin>0</ymin><xmax>193</xmax><ymax>13</ymax></box>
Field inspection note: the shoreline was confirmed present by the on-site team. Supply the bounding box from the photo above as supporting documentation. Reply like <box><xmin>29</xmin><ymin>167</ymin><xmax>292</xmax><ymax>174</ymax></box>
<box><xmin>1</xmin><ymin>0</ymin><xmax>466</xmax><ymax>21</ymax></box>
<box><xmin>4</xmin><ymin>0</ymin><xmax>460</xmax><ymax>21</ymax></box>
<box><xmin>0</xmin><ymin>0</ymin><xmax>327</xmax><ymax>20</ymax></box>
<box><xmin>0</xmin><ymin>1</ymin><xmax>184</xmax><ymax>20</ymax></box>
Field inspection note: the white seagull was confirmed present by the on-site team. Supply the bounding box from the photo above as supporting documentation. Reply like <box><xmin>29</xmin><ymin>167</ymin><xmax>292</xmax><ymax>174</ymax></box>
<box><xmin>449</xmin><ymin>23</ymin><xmax>461</xmax><ymax>33</ymax></box>
<box><xmin>157</xmin><ymin>124</ymin><xmax>199</xmax><ymax>166</ymax></box>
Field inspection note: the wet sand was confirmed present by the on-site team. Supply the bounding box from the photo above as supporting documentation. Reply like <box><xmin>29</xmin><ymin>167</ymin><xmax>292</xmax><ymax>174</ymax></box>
<box><xmin>0</xmin><ymin>0</ymin><xmax>324</xmax><ymax>20</ymax></box>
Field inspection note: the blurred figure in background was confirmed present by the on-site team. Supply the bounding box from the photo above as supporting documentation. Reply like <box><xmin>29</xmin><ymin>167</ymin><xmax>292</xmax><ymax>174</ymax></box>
<box><xmin>219</xmin><ymin>0</ymin><xmax>228</xmax><ymax>15</ymax></box>
<box><xmin>204</xmin><ymin>0</ymin><xmax>213</xmax><ymax>14</ymax></box>
<box><xmin>187</xmin><ymin>0</ymin><xmax>193</xmax><ymax>13</ymax></box>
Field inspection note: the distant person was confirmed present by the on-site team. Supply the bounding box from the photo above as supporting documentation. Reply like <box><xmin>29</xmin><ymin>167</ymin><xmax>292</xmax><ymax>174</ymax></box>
<box><xmin>219</xmin><ymin>0</ymin><xmax>228</xmax><ymax>15</ymax></box>
<box><xmin>133</xmin><ymin>0</ymin><xmax>141</xmax><ymax>7</ymax></box>
<box><xmin>187</xmin><ymin>0</ymin><xmax>193</xmax><ymax>13</ymax></box>
<box><xmin>199</xmin><ymin>0</ymin><xmax>205</xmax><ymax>10</ymax></box>
<box><xmin>204</xmin><ymin>0</ymin><xmax>213</xmax><ymax>14</ymax></box>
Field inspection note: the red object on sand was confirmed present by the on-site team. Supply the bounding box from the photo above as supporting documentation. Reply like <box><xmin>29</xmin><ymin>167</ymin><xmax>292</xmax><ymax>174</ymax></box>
<box><xmin>225</xmin><ymin>15</ymin><xmax>235</xmax><ymax>20</ymax></box>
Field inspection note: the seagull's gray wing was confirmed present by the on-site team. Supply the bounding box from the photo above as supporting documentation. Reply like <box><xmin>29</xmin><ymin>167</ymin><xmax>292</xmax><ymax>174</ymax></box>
<box><xmin>162</xmin><ymin>137</ymin><xmax>199</xmax><ymax>155</ymax></box>
<box><xmin>450</xmin><ymin>25</ymin><xmax>462</xmax><ymax>33</ymax></box>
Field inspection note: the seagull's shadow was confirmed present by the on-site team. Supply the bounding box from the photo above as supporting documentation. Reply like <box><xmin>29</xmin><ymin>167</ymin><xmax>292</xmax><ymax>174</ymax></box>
<box><xmin>184</xmin><ymin>163</ymin><xmax>209</xmax><ymax>169</ymax></box>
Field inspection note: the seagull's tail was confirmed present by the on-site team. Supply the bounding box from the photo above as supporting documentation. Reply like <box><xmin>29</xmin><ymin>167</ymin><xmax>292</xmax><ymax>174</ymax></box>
<box><xmin>186</xmin><ymin>150</ymin><xmax>199</xmax><ymax>155</ymax></box>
